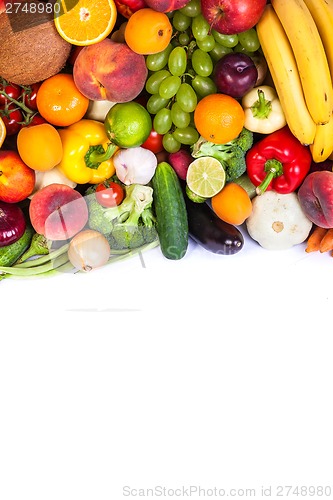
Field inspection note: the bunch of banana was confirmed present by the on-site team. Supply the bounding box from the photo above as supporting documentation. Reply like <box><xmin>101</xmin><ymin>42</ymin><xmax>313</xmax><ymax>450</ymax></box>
<box><xmin>256</xmin><ymin>0</ymin><xmax>333</xmax><ymax>162</ymax></box>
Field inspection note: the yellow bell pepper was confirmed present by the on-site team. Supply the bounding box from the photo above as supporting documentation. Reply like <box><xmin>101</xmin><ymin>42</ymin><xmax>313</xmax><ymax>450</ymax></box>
<box><xmin>57</xmin><ymin>119</ymin><xmax>118</xmax><ymax>184</ymax></box>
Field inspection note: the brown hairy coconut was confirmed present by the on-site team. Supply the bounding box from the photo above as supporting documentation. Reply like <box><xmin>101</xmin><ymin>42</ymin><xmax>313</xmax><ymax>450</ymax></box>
<box><xmin>0</xmin><ymin>0</ymin><xmax>72</xmax><ymax>85</ymax></box>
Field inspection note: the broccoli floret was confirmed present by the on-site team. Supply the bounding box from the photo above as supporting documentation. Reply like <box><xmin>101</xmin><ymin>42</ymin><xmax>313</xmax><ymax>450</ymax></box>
<box><xmin>191</xmin><ymin>127</ymin><xmax>254</xmax><ymax>183</ymax></box>
<box><xmin>235</xmin><ymin>127</ymin><xmax>254</xmax><ymax>152</ymax></box>
<box><xmin>85</xmin><ymin>184</ymin><xmax>158</xmax><ymax>250</ymax></box>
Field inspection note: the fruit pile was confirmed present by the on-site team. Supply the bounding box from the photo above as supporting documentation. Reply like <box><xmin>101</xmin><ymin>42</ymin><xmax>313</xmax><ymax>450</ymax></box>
<box><xmin>1</xmin><ymin>0</ymin><xmax>333</xmax><ymax>280</ymax></box>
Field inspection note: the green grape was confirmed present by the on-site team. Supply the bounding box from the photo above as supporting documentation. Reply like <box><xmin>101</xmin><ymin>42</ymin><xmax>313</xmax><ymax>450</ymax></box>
<box><xmin>176</xmin><ymin>83</ymin><xmax>198</xmax><ymax>113</ymax></box>
<box><xmin>196</xmin><ymin>34</ymin><xmax>216</xmax><ymax>52</ymax></box>
<box><xmin>191</xmin><ymin>49</ymin><xmax>213</xmax><ymax>77</ymax></box>
<box><xmin>147</xmin><ymin>94</ymin><xmax>170</xmax><ymax>115</ymax></box>
<box><xmin>237</xmin><ymin>28</ymin><xmax>260</xmax><ymax>52</ymax></box>
<box><xmin>145</xmin><ymin>69</ymin><xmax>171</xmax><ymax>94</ymax></box>
<box><xmin>191</xmin><ymin>75</ymin><xmax>217</xmax><ymax>97</ymax></box>
<box><xmin>173</xmin><ymin>126</ymin><xmax>199</xmax><ymax>145</ymax></box>
<box><xmin>153</xmin><ymin>108</ymin><xmax>173</xmax><ymax>135</ymax></box>
<box><xmin>168</xmin><ymin>46</ymin><xmax>187</xmax><ymax>76</ymax></box>
<box><xmin>172</xmin><ymin>10</ymin><xmax>191</xmax><ymax>31</ymax></box>
<box><xmin>191</xmin><ymin>13</ymin><xmax>210</xmax><ymax>41</ymax></box>
<box><xmin>209</xmin><ymin>43</ymin><xmax>233</xmax><ymax>62</ymax></box>
<box><xmin>159</xmin><ymin>75</ymin><xmax>182</xmax><ymax>99</ymax></box>
<box><xmin>233</xmin><ymin>43</ymin><xmax>253</xmax><ymax>56</ymax></box>
<box><xmin>211</xmin><ymin>30</ymin><xmax>238</xmax><ymax>48</ymax></box>
<box><xmin>178</xmin><ymin>32</ymin><xmax>190</xmax><ymax>46</ymax></box>
<box><xmin>162</xmin><ymin>133</ymin><xmax>181</xmax><ymax>154</ymax></box>
<box><xmin>145</xmin><ymin>45</ymin><xmax>173</xmax><ymax>72</ymax></box>
<box><xmin>179</xmin><ymin>0</ymin><xmax>201</xmax><ymax>18</ymax></box>
<box><xmin>171</xmin><ymin>101</ymin><xmax>191</xmax><ymax>128</ymax></box>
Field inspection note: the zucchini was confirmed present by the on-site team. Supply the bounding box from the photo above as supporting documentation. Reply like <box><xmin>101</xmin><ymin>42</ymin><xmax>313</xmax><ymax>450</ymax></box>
<box><xmin>0</xmin><ymin>225</ymin><xmax>35</xmax><ymax>267</ymax></box>
<box><xmin>151</xmin><ymin>161</ymin><xmax>188</xmax><ymax>260</ymax></box>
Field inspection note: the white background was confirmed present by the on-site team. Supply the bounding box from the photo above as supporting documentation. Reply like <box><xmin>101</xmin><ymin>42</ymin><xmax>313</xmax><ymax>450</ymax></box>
<box><xmin>1</xmin><ymin>229</ymin><xmax>333</xmax><ymax>500</ymax></box>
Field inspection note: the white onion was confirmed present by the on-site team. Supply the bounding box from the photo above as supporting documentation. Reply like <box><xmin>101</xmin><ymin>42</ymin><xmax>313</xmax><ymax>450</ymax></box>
<box><xmin>68</xmin><ymin>229</ymin><xmax>111</xmax><ymax>272</ymax></box>
<box><xmin>113</xmin><ymin>147</ymin><xmax>157</xmax><ymax>185</ymax></box>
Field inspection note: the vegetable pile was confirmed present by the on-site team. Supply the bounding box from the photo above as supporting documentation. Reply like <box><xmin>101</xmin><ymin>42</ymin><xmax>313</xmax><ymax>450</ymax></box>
<box><xmin>2</xmin><ymin>0</ymin><xmax>333</xmax><ymax>281</ymax></box>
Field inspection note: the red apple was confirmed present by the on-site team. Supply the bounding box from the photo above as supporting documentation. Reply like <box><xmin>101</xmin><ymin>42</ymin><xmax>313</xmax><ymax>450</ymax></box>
<box><xmin>114</xmin><ymin>0</ymin><xmax>146</xmax><ymax>18</ymax></box>
<box><xmin>201</xmin><ymin>0</ymin><xmax>267</xmax><ymax>35</ymax></box>
<box><xmin>298</xmin><ymin>171</ymin><xmax>333</xmax><ymax>228</ymax></box>
<box><xmin>29</xmin><ymin>184</ymin><xmax>89</xmax><ymax>241</ymax></box>
<box><xmin>0</xmin><ymin>150</ymin><xmax>35</xmax><ymax>203</ymax></box>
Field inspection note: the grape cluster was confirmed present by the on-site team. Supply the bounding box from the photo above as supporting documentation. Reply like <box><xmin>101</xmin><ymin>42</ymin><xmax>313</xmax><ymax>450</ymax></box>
<box><xmin>144</xmin><ymin>0</ymin><xmax>261</xmax><ymax>153</ymax></box>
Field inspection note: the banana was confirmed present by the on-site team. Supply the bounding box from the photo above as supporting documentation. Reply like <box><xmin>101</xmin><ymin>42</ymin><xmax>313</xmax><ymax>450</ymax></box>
<box><xmin>310</xmin><ymin>117</ymin><xmax>333</xmax><ymax>163</ymax></box>
<box><xmin>256</xmin><ymin>5</ymin><xmax>316</xmax><ymax>146</ymax></box>
<box><xmin>271</xmin><ymin>0</ymin><xmax>333</xmax><ymax>125</ymax></box>
<box><xmin>302</xmin><ymin>0</ymin><xmax>333</xmax><ymax>76</ymax></box>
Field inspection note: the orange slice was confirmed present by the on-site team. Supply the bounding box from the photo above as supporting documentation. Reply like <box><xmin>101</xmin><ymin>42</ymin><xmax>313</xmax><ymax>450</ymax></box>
<box><xmin>0</xmin><ymin>116</ymin><xmax>6</xmax><ymax>148</ymax></box>
<box><xmin>54</xmin><ymin>0</ymin><xmax>118</xmax><ymax>46</ymax></box>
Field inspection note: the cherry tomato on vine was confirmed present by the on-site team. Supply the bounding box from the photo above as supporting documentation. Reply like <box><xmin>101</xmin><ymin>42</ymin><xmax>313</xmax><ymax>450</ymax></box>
<box><xmin>23</xmin><ymin>82</ymin><xmax>41</xmax><ymax>111</ymax></box>
<box><xmin>141</xmin><ymin>128</ymin><xmax>164</xmax><ymax>154</ymax></box>
<box><xmin>95</xmin><ymin>182</ymin><xmax>125</xmax><ymax>208</ymax></box>
<box><xmin>1</xmin><ymin>105</ymin><xmax>23</xmax><ymax>135</ymax></box>
<box><xmin>0</xmin><ymin>82</ymin><xmax>21</xmax><ymax>108</ymax></box>
<box><xmin>26</xmin><ymin>113</ymin><xmax>48</xmax><ymax>127</ymax></box>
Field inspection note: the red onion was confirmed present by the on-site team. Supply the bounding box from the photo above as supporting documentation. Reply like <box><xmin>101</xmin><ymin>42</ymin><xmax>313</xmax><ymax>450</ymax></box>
<box><xmin>0</xmin><ymin>201</ymin><xmax>26</xmax><ymax>247</ymax></box>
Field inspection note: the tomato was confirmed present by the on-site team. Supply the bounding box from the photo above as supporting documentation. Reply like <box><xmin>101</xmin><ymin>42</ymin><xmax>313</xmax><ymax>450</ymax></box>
<box><xmin>95</xmin><ymin>182</ymin><xmax>125</xmax><ymax>207</ymax></box>
<box><xmin>0</xmin><ymin>82</ymin><xmax>22</xmax><ymax>109</ymax></box>
<box><xmin>23</xmin><ymin>82</ymin><xmax>41</xmax><ymax>111</ymax></box>
<box><xmin>141</xmin><ymin>128</ymin><xmax>164</xmax><ymax>154</ymax></box>
<box><xmin>1</xmin><ymin>105</ymin><xmax>23</xmax><ymax>135</ymax></box>
<box><xmin>26</xmin><ymin>113</ymin><xmax>48</xmax><ymax>127</ymax></box>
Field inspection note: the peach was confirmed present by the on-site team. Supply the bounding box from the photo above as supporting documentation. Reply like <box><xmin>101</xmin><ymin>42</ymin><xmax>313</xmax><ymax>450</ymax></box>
<box><xmin>144</xmin><ymin>0</ymin><xmax>190</xmax><ymax>11</ymax></box>
<box><xmin>29</xmin><ymin>184</ymin><xmax>89</xmax><ymax>241</ymax></box>
<box><xmin>298</xmin><ymin>171</ymin><xmax>333</xmax><ymax>228</ymax></box>
<box><xmin>73</xmin><ymin>38</ymin><xmax>148</xmax><ymax>103</ymax></box>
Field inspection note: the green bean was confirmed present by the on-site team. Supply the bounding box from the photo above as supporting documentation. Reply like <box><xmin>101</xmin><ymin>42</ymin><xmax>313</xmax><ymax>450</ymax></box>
<box><xmin>13</xmin><ymin>244</ymin><xmax>70</xmax><ymax>268</ymax></box>
<box><xmin>0</xmin><ymin>253</ymin><xmax>70</xmax><ymax>277</ymax></box>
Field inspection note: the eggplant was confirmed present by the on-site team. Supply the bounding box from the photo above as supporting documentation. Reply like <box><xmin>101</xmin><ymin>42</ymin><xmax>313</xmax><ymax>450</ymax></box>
<box><xmin>183</xmin><ymin>189</ymin><xmax>244</xmax><ymax>255</ymax></box>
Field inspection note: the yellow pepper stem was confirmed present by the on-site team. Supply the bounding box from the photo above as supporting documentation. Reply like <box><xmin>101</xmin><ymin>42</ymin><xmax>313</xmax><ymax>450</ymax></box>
<box><xmin>88</xmin><ymin>142</ymin><xmax>118</xmax><ymax>165</ymax></box>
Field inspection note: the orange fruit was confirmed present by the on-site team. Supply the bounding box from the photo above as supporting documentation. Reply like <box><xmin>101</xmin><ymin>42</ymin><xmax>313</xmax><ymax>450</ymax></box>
<box><xmin>194</xmin><ymin>93</ymin><xmax>245</xmax><ymax>145</ymax></box>
<box><xmin>54</xmin><ymin>0</ymin><xmax>117</xmax><ymax>46</ymax></box>
<box><xmin>36</xmin><ymin>73</ymin><xmax>89</xmax><ymax>127</ymax></box>
<box><xmin>0</xmin><ymin>116</ymin><xmax>6</xmax><ymax>148</ymax></box>
<box><xmin>17</xmin><ymin>123</ymin><xmax>63</xmax><ymax>172</ymax></box>
<box><xmin>211</xmin><ymin>182</ymin><xmax>252</xmax><ymax>226</ymax></box>
<box><xmin>124</xmin><ymin>8</ymin><xmax>172</xmax><ymax>55</ymax></box>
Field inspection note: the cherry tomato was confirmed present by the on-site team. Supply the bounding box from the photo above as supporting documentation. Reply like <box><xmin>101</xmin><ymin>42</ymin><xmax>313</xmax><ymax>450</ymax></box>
<box><xmin>23</xmin><ymin>82</ymin><xmax>41</xmax><ymax>111</ymax></box>
<box><xmin>1</xmin><ymin>105</ymin><xmax>23</xmax><ymax>135</ymax></box>
<box><xmin>0</xmin><ymin>82</ymin><xmax>22</xmax><ymax>108</ymax></box>
<box><xmin>141</xmin><ymin>128</ymin><xmax>164</xmax><ymax>154</ymax></box>
<box><xmin>26</xmin><ymin>113</ymin><xmax>48</xmax><ymax>127</ymax></box>
<box><xmin>95</xmin><ymin>182</ymin><xmax>125</xmax><ymax>207</ymax></box>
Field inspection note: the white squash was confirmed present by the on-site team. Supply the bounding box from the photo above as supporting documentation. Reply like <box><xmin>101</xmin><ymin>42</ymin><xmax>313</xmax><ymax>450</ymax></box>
<box><xmin>246</xmin><ymin>191</ymin><xmax>312</xmax><ymax>250</ymax></box>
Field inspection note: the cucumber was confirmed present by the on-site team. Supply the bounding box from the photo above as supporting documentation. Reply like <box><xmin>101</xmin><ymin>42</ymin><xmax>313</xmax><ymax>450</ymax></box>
<box><xmin>151</xmin><ymin>161</ymin><xmax>188</xmax><ymax>260</ymax></box>
<box><xmin>0</xmin><ymin>225</ymin><xmax>35</xmax><ymax>267</ymax></box>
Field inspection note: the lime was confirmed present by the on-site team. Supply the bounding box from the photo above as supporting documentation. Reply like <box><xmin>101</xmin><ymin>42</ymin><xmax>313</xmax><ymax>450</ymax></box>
<box><xmin>186</xmin><ymin>156</ymin><xmax>226</xmax><ymax>198</ymax></box>
<box><xmin>105</xmin><ymin>102</ymin><xmax>152</xmax><ymax>148</ymax></box>
<box><xmin>185</xmin><ymin>184</ymin><xmax>207</xmax><ymax>203</ymax></box>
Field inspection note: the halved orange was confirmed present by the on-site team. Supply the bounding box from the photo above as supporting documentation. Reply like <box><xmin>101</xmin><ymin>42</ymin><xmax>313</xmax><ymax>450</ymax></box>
<box><xmin>54</xmin><ymin>0</ymin><xmax>118</xmax><ymax>46</ymax></box>
<box><xmin>0</xmin><ymin>117</ymin><xmax>6</xmax><ymax>148</ymax></box>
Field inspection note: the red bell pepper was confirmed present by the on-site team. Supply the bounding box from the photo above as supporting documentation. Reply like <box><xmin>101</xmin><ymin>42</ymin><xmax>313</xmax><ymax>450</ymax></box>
<box><xmin>246</xmin><ymin>126</ymin><xmax>312</xmax><ymax>194</ymax></box>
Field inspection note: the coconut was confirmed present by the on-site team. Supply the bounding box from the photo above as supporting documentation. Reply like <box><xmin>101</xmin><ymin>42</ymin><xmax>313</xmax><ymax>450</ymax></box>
<box><xmin>0</xmin><ymin>0</ymin><xmax>72</xmax><ymax>85</ymax></box>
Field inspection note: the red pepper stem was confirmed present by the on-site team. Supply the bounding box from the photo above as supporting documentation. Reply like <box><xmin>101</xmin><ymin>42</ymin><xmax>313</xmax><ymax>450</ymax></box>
<box><xmin>256</xmin><ymin>158</ymin><xmax>284</xmax><ymax>194</ymax></box>
<box><xmin>88</xmin><ymin>142</ymin><xmax>117</xmax><ymax>164</ymax></box>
